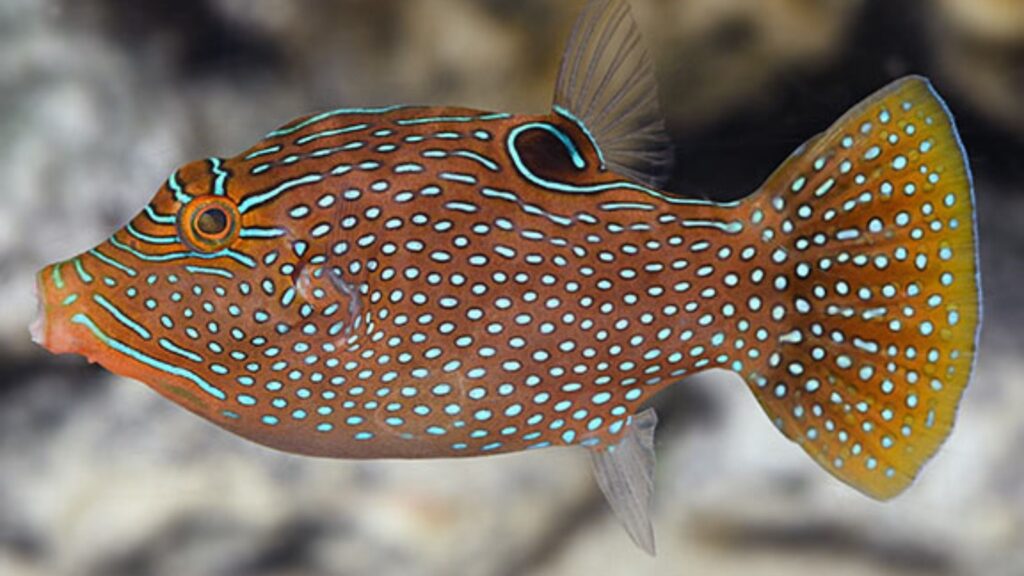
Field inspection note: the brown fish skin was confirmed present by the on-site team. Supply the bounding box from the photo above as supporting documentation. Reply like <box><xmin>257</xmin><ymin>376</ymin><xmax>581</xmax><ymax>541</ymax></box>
<box><xmin>33</xmin><ymin>106</ymin><xmax>739</xmax><ymax>459</ymax></box>
<box><xmin>34</xmin><ymin>75</ymin><xmax>979</xmax><ymax>502</ymax></box>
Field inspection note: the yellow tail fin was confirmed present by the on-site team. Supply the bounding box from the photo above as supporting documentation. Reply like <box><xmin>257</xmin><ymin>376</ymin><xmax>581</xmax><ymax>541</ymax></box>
<box><xmin>736</xmin><ymin>76</ymin><xmax>980</xmax><ymax>499</ymax></box>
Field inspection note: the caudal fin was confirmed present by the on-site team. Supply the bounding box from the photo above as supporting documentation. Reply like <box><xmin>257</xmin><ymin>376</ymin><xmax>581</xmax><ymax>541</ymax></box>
<box><xmin>734</xmin><ymin>76</ymin><xmax>980</xmax><ymax>499</ymax></box>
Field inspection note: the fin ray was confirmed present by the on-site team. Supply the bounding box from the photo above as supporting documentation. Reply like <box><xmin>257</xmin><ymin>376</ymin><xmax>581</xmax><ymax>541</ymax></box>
<box><xmin>590</xmin><ymin>408</ymin><xmax>658</xmax><ymax>555</ymax></box>
<box><xmin>554</xmin><ymin>0</ymin><xmax>674</xmax><ymax>188</ymax></box>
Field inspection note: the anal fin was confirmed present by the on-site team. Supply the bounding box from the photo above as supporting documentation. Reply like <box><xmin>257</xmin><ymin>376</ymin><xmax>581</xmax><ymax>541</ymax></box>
<box><xmin>589</xmin><ymin>408</ymin><xmax>658</xmax><ymax>555</ymax></box>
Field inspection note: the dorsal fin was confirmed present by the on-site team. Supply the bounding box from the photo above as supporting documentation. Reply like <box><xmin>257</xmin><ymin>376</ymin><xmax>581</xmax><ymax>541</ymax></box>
<box><xmin>554</xmin><ymin>0</ymin><xmax>674</xmax><ymax>188</ymax></box>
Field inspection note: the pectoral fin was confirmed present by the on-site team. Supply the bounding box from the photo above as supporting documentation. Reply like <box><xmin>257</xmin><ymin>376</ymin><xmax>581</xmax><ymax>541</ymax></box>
<box><xmin>294</xmin><ymin>264</ymin><xmax>364</xmax><ymax>339</ymax></box>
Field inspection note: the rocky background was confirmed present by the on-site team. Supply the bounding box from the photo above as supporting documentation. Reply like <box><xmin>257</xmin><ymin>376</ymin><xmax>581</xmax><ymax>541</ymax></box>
<box><xmin>1</xmin><ymin>0</ymin><xmax>1022</xmax><ymax>575</ymax></box>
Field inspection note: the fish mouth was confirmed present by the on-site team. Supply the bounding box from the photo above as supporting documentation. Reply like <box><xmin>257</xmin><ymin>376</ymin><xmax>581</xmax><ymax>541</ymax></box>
<box><xmin>30</xmin><ymin>262</ymin><xmax>88</xmax><ymax>357</ymax></box>
<box><xmin>30</xmin><ymin>258</ymin><xmax>199</xmax><ymax>403</ymax></box>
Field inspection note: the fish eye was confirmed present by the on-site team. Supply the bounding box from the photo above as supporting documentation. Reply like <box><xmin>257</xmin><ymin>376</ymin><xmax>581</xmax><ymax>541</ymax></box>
<box><xmin>197</xmin><ymin>207</ymin><xmax>228</xmax><ymax>235</ymax></box>
<box><xmin>179</xmin><ymin>197</ymin><xmax>239</xmax><ymax>253</ymax></box>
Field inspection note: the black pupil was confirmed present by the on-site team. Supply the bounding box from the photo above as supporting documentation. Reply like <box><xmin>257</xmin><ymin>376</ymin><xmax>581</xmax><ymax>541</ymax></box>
<box><xmin>197</xmin><ymin>208</ymin><xmax>228</xmax><ymax>235</ymax></box>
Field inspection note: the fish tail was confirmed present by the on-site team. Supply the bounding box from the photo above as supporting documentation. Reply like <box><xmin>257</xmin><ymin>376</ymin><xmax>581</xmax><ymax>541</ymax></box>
<box><xmin>728</xmin><ymin>76</ymin><xmax>980</xmax><ymax>499</ymax></box>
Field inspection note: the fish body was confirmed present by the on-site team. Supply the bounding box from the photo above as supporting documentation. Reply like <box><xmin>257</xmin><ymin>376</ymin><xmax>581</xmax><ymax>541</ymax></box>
<box><xmin>35</xmin><ymin>105</ymin><xmax>739</xmax><ymax>459</ymax></box>
<box><xmin>31</xmin><ymin>0</ymin><xmax>980</xmax><ymax>554</ymax></box>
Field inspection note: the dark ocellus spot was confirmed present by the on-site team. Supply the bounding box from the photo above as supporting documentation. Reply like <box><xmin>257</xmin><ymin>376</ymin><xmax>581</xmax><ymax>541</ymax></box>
<box><xmin>516</xmin><ymin>127</ymin><xmax>583</xmax><ymax>183</ymax></box>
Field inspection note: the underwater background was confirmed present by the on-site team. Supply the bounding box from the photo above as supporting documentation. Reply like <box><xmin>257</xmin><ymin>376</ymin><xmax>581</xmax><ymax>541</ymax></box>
<box><xmin>1</xmin><ymin>0</ymin><xmax>1021</xmax><ymax>575</ymax></box>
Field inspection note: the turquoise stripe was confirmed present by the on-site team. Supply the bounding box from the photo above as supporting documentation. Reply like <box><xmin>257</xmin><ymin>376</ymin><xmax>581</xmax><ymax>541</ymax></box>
<box><xmin>144</xmin><ymin>205</ymin><xmax>177</xmax><ymax>225</ymax></box>
<box><xmin>453</xmin><ymin>150</ymin><xmax>500</xmax><ymax>172</ymax></box>
<box><xmin>480</xmin><ymin>188</ymin><xmax>575</xmax><ymax>227</ymax></box>
<box><xmin>72</xmin><ymin>313</ymin><xmax>225</xmax><ymax>400</ymax></box>
<box><xmin>266</xmin><ymin>105</ymin><xmax>405</xmax><ymax>138</ymax></box>
<box><xmin>168</xmin><ymin>171</ymin><xmax>192</xmax><ymax>203</ymax></box>
<box><xmin>126</xmin><ymin>223</ymin><xmax>179</xmax><ymax>245</ymax></box>
<box><xmin>72</xmin><ymin>258</ymin><xmax>93</xmax><ymax>284</ymax></box>
<box><xmin>440</xmin><ymin>172</ymin><xmax>478</xmax><ymax>185</ymax></box>
<box><xmin>681</xmin><ymin>219</ymin><xmax>744</xmax><ymax>233</ymax></box>
<box><xmin>210</xmin><ymin>157</ymin><xmax>230</xmax><ymax>196</ymax></box>
<box><xmin>481</xmin><ymin>188</ymin><xmax>518</xmax><ymax>202</ymax></box>
<box><xmin>92</xmin><ymin>294</ymin><xmax>151</xmax><ymax>340</ymax></box>
<box><xmin>296</xmin><ymin>123</ymin><xmax>371</xmax><ymax>145</ymax></box>
<box><xmin>159</xmin><ymin>338</ymin><xmax>204</xmax><ymax>363</ymax></box>
<box><xmin>396</xmin><ymin>115</ymin><xmax>474</xmax><ymax>126</ymax></box>
<box><xmin>109</xmin><ymin>237</ymin><xmax>256</xmax><ymax>268</ymax></box>
<box><xmin>238</xmin><ymin>174</ymin><xmax>324</xmax><ymax>214</ymax></box>
<box><xmin>52</xmin><ymin>263</ymin><xmax>65</xmax><ymax>290</ymax></box>
<box><xmin>396</xmin><ymin>112</ymin><xmax>511</xmax><ymax>126</ymax></box>
<box><xmin>240</xmin><ymin>227</ymin><xmax>286</xmax><ymax>239</ymax></box>
<box><xmin>89</xmin><ymin>248</ymin><xmax>139</xmax><ymax>277</ymax></box>
<box><xmin>244</xmin><ymin>145</ymin><xmax>281</xmax><ymax>160</ymax></box>
<box><xmin>185</xmin><ymin>265</ymin><xmax>234</xmax><ymax>279</ymax></box>
<box><xmin>599</xmin><ymin>202</ymin><xmax>656</xmax><ymax>212</ymax></box>
<box><xmin>553</xmin><ymin>104</ymin><xmax>607</xmax><ymax>169</ymax></box>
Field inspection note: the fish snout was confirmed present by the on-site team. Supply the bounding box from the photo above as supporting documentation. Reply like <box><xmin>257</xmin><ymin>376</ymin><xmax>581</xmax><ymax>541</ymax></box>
<box><xmin>31</xmin><ymin>262</ymin><xmax>87</xmax><ymax>356</ymax></box>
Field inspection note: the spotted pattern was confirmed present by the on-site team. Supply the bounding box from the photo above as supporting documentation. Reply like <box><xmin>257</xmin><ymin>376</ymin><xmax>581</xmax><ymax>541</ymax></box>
<box><xmin>37</xmin><ymin>78</ymin><xmax>978</xmax><ymax>499</ymax></box>
<box><xmin>39</xmin><ymin>106</ymin><xmax>722</xmax><ymax>455</ymax></box>
<box><xmin>731</xmin><ymin>78</ymin><xmax>979</xmax><ymax>498</ymax></box>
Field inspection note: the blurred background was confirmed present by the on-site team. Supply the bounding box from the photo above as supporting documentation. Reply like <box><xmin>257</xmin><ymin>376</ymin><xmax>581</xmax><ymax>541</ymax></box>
<box><xmin>1</xmin><ymin>0</ymin><xmax>1022</xmax><ymax>574</ymax></box>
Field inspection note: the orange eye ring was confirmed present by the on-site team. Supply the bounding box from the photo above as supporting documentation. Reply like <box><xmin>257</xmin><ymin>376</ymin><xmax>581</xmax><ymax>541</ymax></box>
<box><xmin>178</xmin><ymin>196</ymin><xmax>240</xmax><ymax>253</ymax></box>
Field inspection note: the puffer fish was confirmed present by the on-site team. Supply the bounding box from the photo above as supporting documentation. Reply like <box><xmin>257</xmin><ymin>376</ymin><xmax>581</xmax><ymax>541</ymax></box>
<box><xmin>31</xmin><ymin>0</ymin><xmax>980</xmax><ymax>554</ymax></box>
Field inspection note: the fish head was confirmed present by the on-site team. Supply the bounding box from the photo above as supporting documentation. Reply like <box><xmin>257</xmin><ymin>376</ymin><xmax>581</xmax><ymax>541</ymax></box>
<box><xmin>30</xmin><ymin>157</ymin><xmax>287</xmax><ymax>417</ymax></box>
